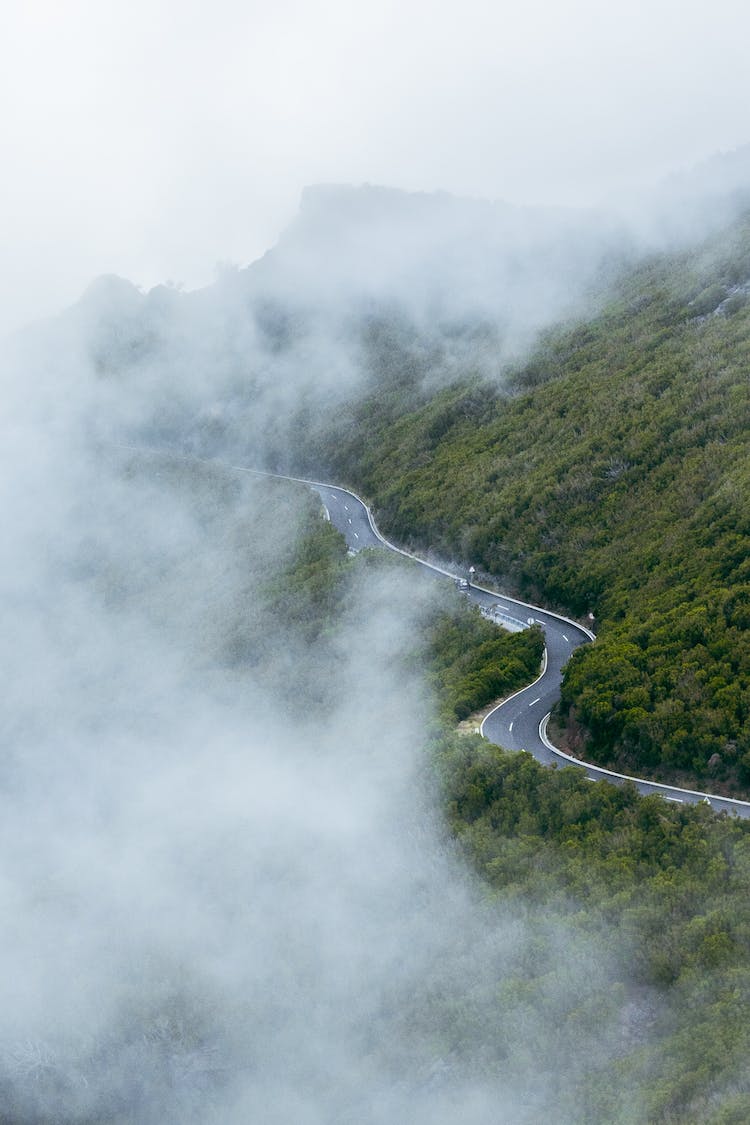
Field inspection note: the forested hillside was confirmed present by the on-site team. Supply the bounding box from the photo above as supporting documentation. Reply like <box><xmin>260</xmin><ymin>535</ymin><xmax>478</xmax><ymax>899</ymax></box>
<box><xmin>19</xmin><ymin>191</ymin><xmax>750</xmax><ymax>1117</ymax></box>
<box><xmin>69</xmin><ymin>201</ymin><xmax>750</xmax><ymax>793</ymax></box>
<box><xmin>323</xmin><ymin>210</ymin><xmax>750</xmax><ymax>792</ymax></box>
<box><xmin>182</xmin><ymin>454</ymin><xmax>750</xmax><ymax>1122</ymax></box>
<box><xmin>256</xmin><ymin>465</ymin><xmax>750</xmax><ymax>1122</ymax></box>
<box><xmin>436</xmin><ymin>732</ymin><xmax>750</xmax><ymax>1123</ymax></box>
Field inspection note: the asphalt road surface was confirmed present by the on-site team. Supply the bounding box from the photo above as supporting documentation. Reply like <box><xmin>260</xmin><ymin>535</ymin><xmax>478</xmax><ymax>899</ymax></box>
<box><xmin>268</xmin><ymin>471</ymin><xmax>750</xmax><ymax>819</ymax></box>
<box><xmin>136</xmin><ymin>449</ymin><xmax>749</xmax><ymax>820</ymax></box>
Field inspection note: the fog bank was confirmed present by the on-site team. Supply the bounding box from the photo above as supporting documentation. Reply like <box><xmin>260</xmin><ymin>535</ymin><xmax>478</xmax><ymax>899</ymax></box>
<box><xmin>0</xmin><ymin>264</ymin><xmax>655</xmax><ymax>1122</ymax></box>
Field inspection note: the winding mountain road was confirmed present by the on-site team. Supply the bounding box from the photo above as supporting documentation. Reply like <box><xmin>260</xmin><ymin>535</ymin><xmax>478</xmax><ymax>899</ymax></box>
<box><xmin>232</xmin><ymin>464</ymin><xmax>750</xmax><ymax>819</ymax></box>
<box><xmin>121</xmin><ymin>444</ymin><xmax>748</xmax><ymax>819</ymax></box>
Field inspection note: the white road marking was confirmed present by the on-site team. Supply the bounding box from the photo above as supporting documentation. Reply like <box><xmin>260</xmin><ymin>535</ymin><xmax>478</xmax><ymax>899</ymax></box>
<box><xmin>322</xmin><ymin>506</ymin><xmax>330</xmax><ymax>521</ymax></box>
<box><xmin>509</xmin><ymin>721</ymin><xmax>513</xmax><ymax>732</ymax></box>
<box><xmin>562</xmin><ymin>633</ymin><xmax>569</xmax><ymax>642</ymax></box>
<box><xmin>665</xmin><ymin>796</ymin><xmax>684</xmax><ymax>803</ymax></box>
<box><xmin>344</xmin><ymin>505</ymin><xmax>349</xmax><ymax>511</ymax></box>
<box><xmin>348</xmin><ymin>517</ymin><xmax>352</xmax><ymax>524</ymax></box>
<box><xmin>128</xmin><ymin>454</ymin><xmax>750</xmax><ymax>817</ymax></box>
<box><xmin>529</xmin><ymin>697</ymin><xmax>541</xmax><ymax>707</ymax></box>
<box><xmin>353</xmin><ymin>532</ymin><xmax>359</xmax><ymax>539</ymax></box>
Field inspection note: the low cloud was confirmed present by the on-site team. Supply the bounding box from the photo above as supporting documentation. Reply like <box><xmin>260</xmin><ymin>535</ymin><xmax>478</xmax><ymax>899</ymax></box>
<box><xmin>0</xmin><ymin>304</ymin><xmax>653</xmax><ymax>1123</ymax></box>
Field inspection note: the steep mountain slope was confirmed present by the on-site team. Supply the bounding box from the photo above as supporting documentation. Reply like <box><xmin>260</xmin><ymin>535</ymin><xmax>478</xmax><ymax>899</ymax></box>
<box><xmin>19</xmin><ymin>185</ymin><xmax>750</xmax><ymax>793</ymax></box>
<box><xmin>47</xmin><ymin>183</ymin><xmax>628</xmax><ymax>440</ymax></box>
<box><xmin>10</xmin><ymin>178</ymin><xmax>750</xmax><ymax>1121</ymax></box>
<box><xmin>324</xmin><ymin>212</ymin><xmax>750</xmax><ymax>792</ymax></box>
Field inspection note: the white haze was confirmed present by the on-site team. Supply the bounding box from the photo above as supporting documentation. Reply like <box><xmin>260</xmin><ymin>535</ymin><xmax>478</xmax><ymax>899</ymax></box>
<box><xmin>0</xmin><ymin>317</ymin><xmax>653</xmax><ymax>1123</ymax></box>
<box><xmin>29</xmin><ymin>155</ymin><xmax>747</xmax><ymax>491</ymax></box>
<box><xmin>3</xmin><ymin>8</ymin><xmax>750</xmax><ymax>1113</ymax></box>
<box><xmin>3</xmin><ymin>0</ymin><xmax>750</xmax><ymax>335</ymax></box>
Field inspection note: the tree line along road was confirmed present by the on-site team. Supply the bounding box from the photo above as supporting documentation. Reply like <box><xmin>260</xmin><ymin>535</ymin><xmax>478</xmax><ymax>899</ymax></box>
<box><xmin>133</xmin><ymin>447</ymin><xmax>750</xmax><ymax>819</ymax></box>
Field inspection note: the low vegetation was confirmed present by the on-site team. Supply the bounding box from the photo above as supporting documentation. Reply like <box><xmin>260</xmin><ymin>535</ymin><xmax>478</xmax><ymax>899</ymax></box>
<box><xmin>135</xmin><ymin>233</ymin><xmax>750</xmax><ymax>1118</ymax></box>
<box><xmin>164</xmin><ymin>454</ymin><xmax>750</xmax><ymax>1122</ymax></box>
<box><xmin>436</xmin><ymin>731</ymin><xmax>750</xmax><ymax>1122</ymax></box>
<box><xmin>425</xmin><ymin>608</ymin><xmax>543</xmax><ymax>723</ymax></box>
<box><xmin>321</xmin><ymin>211</ymin><xmax>750</xmax><ymax>791</ymax></box>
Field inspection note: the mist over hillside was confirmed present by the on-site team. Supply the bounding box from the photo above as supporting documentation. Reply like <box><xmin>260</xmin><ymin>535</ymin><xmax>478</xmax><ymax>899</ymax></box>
<box><xmin>310</xmin><ymin>200</ymin><xmax>750</xmax><ymax>793</ymax></box>
<box><xmin>4</xmin><ymin>157</ymin><xmax>750</xmax><ymax>1121</ymax></box>
<box><xmin>629</xmin><ymin>142</ymin><xmax>750</xmax><ymax>247</ymax></box>
<box><xmin>22</xmin><ymin>154</ymin><xmax>747</xmax><ymax>470</ymax></box>
<box><xmin>0</xmin><ymin>263</ymin><xmax>658</xmax><ymax>1124</ymax></box>
<box><xmin>4</xmin><ymin>183</ymin><xmax>632</xmax><ymax>477</ymax></box>
<box><xmin>246</xmin><ymin>182</ymin><xmax>624</xmax><ymax>325</ymax></box>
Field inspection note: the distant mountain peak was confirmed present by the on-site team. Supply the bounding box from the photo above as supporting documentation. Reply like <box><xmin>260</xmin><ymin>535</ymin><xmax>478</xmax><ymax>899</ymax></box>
<box><xmin>75</xmin><ymin>274</ymin><xmax>143</xmax><ymax>315</ymax></box>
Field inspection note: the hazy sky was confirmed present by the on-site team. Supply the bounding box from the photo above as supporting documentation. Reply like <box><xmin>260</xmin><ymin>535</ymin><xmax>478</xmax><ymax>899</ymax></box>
<box><xmin>3</xmin><ymin>0</ymin><xmax>750</xmax><ymax>334</ymax></box>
